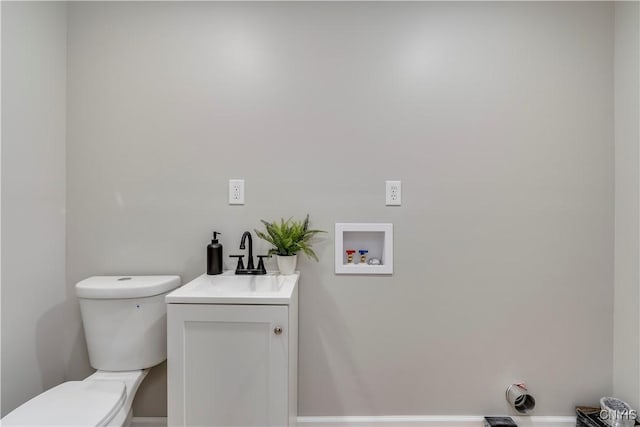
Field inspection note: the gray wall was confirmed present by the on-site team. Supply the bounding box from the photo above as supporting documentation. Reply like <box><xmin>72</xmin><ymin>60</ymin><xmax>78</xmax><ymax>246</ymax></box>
<box><xmin>1</xmin><ymin>1</ymin><xmax>70</xmax><ymax>416</ymax></box>
<box><xmin>613</xmin><ymin>1</ymin><xmax>640</xmax><ymax>408</ymax></box>
<box><xmin>66</xmin><ymin>1</ymin><xmax>615</xmax><ymax>417</ymax></box>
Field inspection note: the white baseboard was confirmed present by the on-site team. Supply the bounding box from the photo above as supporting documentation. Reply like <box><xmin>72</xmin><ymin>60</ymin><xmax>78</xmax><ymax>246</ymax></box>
<box><xmin>296</xmin><ymin>415</ymin><xmax>576</xmax><ymax>427</ymax></box>
<box><xmin>132</xmin><ymin>415</ymin><xmax>577</xmax><ymax>427</ymax></box>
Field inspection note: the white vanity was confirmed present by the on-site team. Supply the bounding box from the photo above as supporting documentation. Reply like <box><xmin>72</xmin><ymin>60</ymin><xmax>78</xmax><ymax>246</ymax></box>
<box><xmin>166</xmin><ymin>272</ymin><xmax>299</xmax><ymax>427</ymax></box>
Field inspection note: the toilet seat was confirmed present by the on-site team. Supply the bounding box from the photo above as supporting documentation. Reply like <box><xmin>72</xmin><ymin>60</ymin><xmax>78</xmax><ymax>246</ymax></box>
<box><xmin>1</xmin><ymin>380</ymin><xmax>126</xmax><ymax>427</ymax></box>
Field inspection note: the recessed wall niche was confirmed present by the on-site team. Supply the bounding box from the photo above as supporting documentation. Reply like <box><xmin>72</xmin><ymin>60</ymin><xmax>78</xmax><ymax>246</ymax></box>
<box><xmin>334</xmin><ymin>223</ymin><xmax>393</xmax><ymax>275</ymax></box>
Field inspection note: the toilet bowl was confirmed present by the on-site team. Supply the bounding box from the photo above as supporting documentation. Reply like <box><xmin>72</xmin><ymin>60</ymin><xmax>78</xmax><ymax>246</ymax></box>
<box><xmin>1</xmin><ymin>275</ymin><xmax>180</xmax><ymax>427</ymax></box>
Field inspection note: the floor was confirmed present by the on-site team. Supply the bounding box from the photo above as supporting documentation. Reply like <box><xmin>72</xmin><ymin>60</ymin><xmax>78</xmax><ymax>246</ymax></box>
<box><xmin>129</xmin><ymin>416</ymin><xmax>576</xmax><ymax>427</ymax></box>
<box><xmin>131</xmin><ymin>418</ymin><xmax>167</xmax><ymax>427</ymax></box>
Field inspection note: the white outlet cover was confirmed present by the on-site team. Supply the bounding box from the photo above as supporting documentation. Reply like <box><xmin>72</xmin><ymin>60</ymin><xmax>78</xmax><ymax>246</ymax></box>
<box><xmin>229</xmin><ymin>179</ymin><xmax>245</xmax><ymax>205</ymax></box>
<box><xmin>386</xmin><ymin>180</ymin><xmax>401</xmax><ymax>206</ymax></box>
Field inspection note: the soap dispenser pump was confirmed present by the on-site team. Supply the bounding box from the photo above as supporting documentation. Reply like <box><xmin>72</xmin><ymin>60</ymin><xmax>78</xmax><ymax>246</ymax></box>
<box><xmin>207</xmin><ymin>232</ymin><xmax>223</xmax><ymax>275</ymax></box>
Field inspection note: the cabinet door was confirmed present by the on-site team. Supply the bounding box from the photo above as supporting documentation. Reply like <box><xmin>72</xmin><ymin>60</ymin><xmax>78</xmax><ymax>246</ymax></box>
<box><xmin>168</xmin><ymin>304</ymin><xmax>289</xmax><ymax>427</ymax></box>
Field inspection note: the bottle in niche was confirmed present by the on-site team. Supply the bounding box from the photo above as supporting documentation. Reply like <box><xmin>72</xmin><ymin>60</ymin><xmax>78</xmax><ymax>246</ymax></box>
<box><xmin>207</xmin><ymin>231</ymin><xmax>223</xmax><ymax>275</ymax></box>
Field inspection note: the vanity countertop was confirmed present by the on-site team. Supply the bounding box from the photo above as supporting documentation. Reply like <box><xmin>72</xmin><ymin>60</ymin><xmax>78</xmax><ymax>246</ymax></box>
<box><xmin>165</xmin><ymin>271</ymin><xmax>299</xmax><ymax>305</ymax></box>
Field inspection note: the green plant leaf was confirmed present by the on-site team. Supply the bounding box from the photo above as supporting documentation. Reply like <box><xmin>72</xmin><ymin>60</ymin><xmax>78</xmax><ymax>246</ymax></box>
<box><xmin>254</xmin><ymin>214</ymin><xmax>325</xmax><ymax>260</ymax></box>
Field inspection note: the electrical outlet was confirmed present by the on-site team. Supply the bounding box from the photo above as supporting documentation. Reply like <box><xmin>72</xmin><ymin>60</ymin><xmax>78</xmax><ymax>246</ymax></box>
<box><xmin>386</xmin><ymin>180</ymin><xmax>401</xmax><ymax>206</ymax></box>
<box><xmin>229</xmin><ymin>179</ymin><xmax>245</xmax><ymax>205</ymax></box>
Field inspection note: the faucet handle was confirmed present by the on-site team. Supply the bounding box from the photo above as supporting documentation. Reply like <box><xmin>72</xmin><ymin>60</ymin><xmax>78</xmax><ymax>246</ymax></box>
<box><xmin>229</xmin><ymin>255</ymin><xmax>245</xmax><ymax>271</ymax></box>
<box><xmin>256</xmin><ymin>255</ymin><xmax>270</xmax><ymax>274</ymax></box>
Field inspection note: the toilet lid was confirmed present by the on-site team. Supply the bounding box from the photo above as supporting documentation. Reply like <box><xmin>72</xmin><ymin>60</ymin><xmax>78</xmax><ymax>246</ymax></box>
<box><xmin>1</xmin><ymin>380</ymin><xmax>126</xmax><ymax>426</ymax></box>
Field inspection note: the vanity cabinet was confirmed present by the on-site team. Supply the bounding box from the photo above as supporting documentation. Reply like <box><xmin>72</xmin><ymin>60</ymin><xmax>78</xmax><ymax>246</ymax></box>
<box><xmin>166</xmin><ymin>273</ymin><xmax>298</xmax><ymax>427</ymax></box>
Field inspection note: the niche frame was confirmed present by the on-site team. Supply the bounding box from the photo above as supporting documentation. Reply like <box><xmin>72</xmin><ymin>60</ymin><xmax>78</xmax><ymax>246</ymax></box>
<box><xmin>334</xmin><ymin>223</ymin><xmax>393</xmax><ymax>275</ymax></box>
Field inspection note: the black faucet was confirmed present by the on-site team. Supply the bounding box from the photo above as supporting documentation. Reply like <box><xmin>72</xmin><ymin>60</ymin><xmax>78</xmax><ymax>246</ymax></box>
<box><xmin>240</xmin><ymin>231</ymin><xmax>255</xmax><ymax>270</ymax></box>
<box><xmin>232</xmin><ymin>231</ymin><xmax>268</xmax><ymax>275</ymax></box>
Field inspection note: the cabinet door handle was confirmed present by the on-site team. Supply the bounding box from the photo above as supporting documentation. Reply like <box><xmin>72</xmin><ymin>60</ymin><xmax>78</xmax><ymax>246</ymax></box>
<box><xmin>274</xmin><ymin>326</ymin><xmax>283</xmax><ymax>335</ymax></box>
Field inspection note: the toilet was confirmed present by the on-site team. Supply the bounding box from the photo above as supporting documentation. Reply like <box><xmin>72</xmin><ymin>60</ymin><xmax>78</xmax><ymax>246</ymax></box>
<box><xmin>1</xmin><ymin>275</ymin><xmax>181</xmax><ymax>427</ymax></box>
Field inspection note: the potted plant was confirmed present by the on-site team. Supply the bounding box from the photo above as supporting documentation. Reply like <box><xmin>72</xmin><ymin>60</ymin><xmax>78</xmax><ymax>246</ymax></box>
<box><xmin>255</xmin><ymin>214</ymin><xmax>325</xmax><ymax>275</ymax></box>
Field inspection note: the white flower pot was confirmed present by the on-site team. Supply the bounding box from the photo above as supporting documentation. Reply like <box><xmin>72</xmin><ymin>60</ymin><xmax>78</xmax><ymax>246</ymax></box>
<box><xmin>276</xmin><ymin>255</ymin><xmax>297</xmax><ymax>275</ymax></box>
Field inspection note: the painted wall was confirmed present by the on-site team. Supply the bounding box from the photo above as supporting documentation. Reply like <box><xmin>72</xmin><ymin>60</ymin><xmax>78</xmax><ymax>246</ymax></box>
<box><xmin>1</xmin><ymin>1</ymin><xmax>71</xmax><ymax>416</ymax></box>
<box><xmin>66</xmin><ymin>2</ymin><xmax>614</xmax><ymax>417</ymax></box>
<box><xmin>613</xmin><ymin>0</ymin><xmax>640</xmax><ymax>409</ymax></box>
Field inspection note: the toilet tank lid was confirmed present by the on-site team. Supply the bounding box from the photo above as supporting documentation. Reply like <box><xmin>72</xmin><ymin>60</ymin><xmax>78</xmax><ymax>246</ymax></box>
<box><xmin>76</xmin><ymin>275</ymin><xmax>181</xmax><ymax>299</ymax></box>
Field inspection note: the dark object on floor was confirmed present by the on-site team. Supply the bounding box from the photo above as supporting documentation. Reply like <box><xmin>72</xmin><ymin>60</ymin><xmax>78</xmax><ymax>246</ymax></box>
<box><xmin>576</xmin><ymin>406</ymin><xmax>610</xmax><ymax>427</ymax></box>
<box><xmin>484</xmin><ymin>417</ymin><xmax>517</xmax><ymax>427</ymax></box>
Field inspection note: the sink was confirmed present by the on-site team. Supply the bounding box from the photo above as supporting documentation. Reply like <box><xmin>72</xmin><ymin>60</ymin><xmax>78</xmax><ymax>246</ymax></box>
<box><xmin>165</xmin><ymin>271</ymin><xmax>298</xmax><ymax>305</ymax></box>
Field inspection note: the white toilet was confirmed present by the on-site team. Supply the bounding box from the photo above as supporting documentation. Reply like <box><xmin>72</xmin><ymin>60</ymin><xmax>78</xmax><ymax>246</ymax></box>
<box><xmin>1</xmin><ymin>275</ymin><xmax>181</xmax><ymax>427</ymax></box>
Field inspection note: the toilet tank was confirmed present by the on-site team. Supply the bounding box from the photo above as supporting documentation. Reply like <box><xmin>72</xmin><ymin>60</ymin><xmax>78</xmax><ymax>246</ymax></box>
<box><xmin>76</xmin><ymin>275</ymin><xmax>181</xmax><ymax>371</ymax></box>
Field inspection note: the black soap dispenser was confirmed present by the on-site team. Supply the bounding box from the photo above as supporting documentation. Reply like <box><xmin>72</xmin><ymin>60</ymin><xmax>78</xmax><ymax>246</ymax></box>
<box><xmin>207</xmin><ymin>232</ymin><xmax>223</xmax><ymax>275</ymax></box>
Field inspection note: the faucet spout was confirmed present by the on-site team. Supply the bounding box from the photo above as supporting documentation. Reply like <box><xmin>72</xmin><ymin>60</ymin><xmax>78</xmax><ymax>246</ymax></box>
<box><xmin>239</xmin><ymin>231</ymin><xmax>255</xmax><ymax>270</ymax></box>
